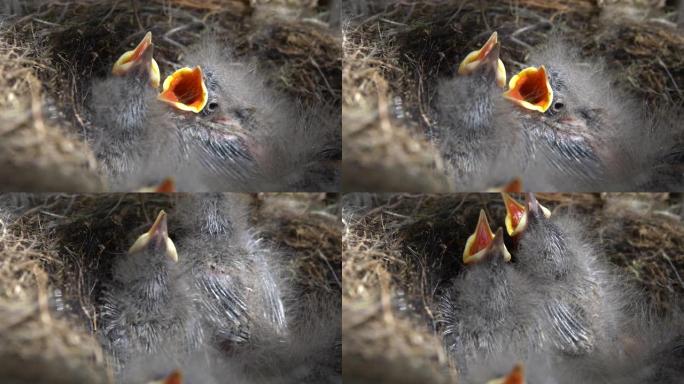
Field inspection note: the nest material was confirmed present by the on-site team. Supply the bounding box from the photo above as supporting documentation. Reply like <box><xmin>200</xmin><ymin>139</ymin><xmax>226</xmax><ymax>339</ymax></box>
<box><xmin>0</xmin><ymin>31</ymin><xmax>102</xmax><ymax>192</ymax></box>
<box><xmin>0</xmin><ymin>0</ymin><xmax>340</xmax><ymax>190</ymax></box>
<box><xmin>255</xmin><ymin>193</ymin><xmax>342</xmax><ymax>296</ymax></box>
<box><xmin>342</xmin><ymin>0</ymin><xmax>684</xmax><ymax>191</ymax></box>
<box><xmin>0</xmin><ymin>205</ymin><xmax>112</xmax><ymax>383</ymax></box>
<box><xmin>342</xmin><ymin>192</ymin><xmax>684</xmax><ymax>383</ymax></box>
<box><xmin>0</xmin><ymin>193</ymin><xmax>340</xmax><ymax>381</ymax></box>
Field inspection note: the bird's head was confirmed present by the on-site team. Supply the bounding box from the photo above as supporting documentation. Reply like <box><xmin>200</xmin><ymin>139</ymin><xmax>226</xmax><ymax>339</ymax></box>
<box><xmin>112</xmin><ymin>31</ymin><xmax>161</xmax><ymax>88</ymax></box>
<box><xmin>502</xmin><ymin>193</ymin><xmax>551</xmax><ymax>239</ymax></box>
<box><xmin>458</xmin><ymin>31</ymin><xmax>507</xmax><ymax>88</ymax></box>
<box><xmin>128</xmin><ymin>210</ymin><xmax>178</xmax><ymax>262</ymax></box>
<box><xmin>157</xmin><ymin>65</ymin><xmax>261</xmax><ymax>176</ymax></box>
<box><xmin>504</xmin><ymin>64</ymin><xmax>611</xmax><ymax>176</ymax></box>
<box><xmin>463</xmin><ymin>209</ymin><xmax>511</xmax><ymax>265</ymax></box>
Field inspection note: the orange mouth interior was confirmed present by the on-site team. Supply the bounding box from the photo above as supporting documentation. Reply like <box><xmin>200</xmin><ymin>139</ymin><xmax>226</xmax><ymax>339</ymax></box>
<box><xmin>502</xmin><ymin>193</ymin><xmax>527</xmax><ymax>237</ymax></box>
<box><xmin>463</xmin><ymin>209</ymin><xmax>495</xmax><ymax>264</ymax></box>
<box><xmin>157</xmin><ymin>66</ymin><xmax>208</xmax><ymax>113</ymax></box>
<box><xmin>503</xmin><ymin>66</ymin><xmax>553</xmax><ymax>113</ymax></box>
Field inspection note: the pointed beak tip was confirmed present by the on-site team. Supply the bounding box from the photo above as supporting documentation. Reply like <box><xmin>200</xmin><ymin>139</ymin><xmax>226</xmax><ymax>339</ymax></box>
<box><xmin>462</xmin><ymin>209</ymin><xmax>494</xmax><ymax>264</ymax></box>
<box><xmin>503</xmin><ymin>193</ymin><xmax>528</xmax><ymax>237</ymax></box>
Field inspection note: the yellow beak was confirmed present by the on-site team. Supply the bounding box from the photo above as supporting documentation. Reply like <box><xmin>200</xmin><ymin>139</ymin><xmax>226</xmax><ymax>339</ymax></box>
<box><xmin>458</xmin><ymin>31</ymin><xmax>507</xmax><ymax>88</ymax></box>
<box><xmin>463</xmin><ymin>210</ymin><xmax>511</xmax><ymax>264</ymax></box>
<box><xmin>128</xmin><ymin>210</ymin><xmax>178</xmax><ymax>262</ymax></box>
<box><xmin>111</xmin><ymin>31</ymin><xmax>161</xmax><ymax>88</ymax></box>
<box><xmin>486</xmin><ymin>363</ymin><xmax>525</xmax><ymax>384</ymax></box>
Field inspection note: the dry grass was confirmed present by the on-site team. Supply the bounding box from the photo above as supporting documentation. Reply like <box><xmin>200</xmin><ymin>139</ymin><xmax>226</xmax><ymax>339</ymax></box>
<box><xmin>342</xmin><ymin>192</ymin><xmax>684</xmax><ymax>383</ymax></box>
<box><xmin>0</xmin><ymin>192</ymin><xmax>340</xmax><ymax>381</ymax></box>
<box><xmin>0</xmin><ymin>0</ymin><xmax>340</xmax><ymax>191</ymax></box>
<box><xmin>0</xmin><ymin>201</ymin><xmax>112</xmax><ymax>383</ymax></box>
<box><xmin>341</xmin><ymin>0</ymin><xmax>684</xmax><ymax>191</ymax></box>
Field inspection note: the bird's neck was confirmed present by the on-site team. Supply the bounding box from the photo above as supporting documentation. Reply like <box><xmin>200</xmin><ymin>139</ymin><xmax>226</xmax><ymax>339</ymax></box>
<box><xmin>115</xmin><ymin>256</ymin><xmax>175</xmax><ymax>305</ymax></box>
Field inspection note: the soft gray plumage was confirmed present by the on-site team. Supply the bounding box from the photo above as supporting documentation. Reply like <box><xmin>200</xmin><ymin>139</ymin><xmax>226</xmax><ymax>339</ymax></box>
<box><xmin>175</xmin><ymin>194</ymin><xmax>288</xmax><ymax>353</ymax></box>
<box><xmin>435</xmin><ymin>36</ymin><xmax>683</xmax><ymax>191</ymax></box>
<box><xmin>437</xmin><ymin>227</ymin><xmax>535</xmax><ymax>372</ymax></box>
<box><xmin>150</xmin><ymin>41</ymin><xmax>340</xmax><ymax>192</ymax></box>
<box><xmin>495</xmin><ymin>40</ymin><xmax>682</xmax><ymax>191</ymax></box>
<box><xmin>100</xmin><ymin>211</ymin><xmax>203</xmax><ymax>371</ymax></box>
<box><xmin>88</xmin><ymin>38</ymin><xmax>159</xmax><ymax>188</ymax></box>
<box><xmin>513</xmin><ymin>194</ymin><xmax>626</xmax><ymax>356</ymax></box>
<box><xmin>435</xmin><ymin>42</ymin><xmax>517</xmax><ymax>190</ymax></box>
<box><xmin>463</xmin><ymin>310</ymin><xmax>684</xmax><ymax>384</ymax></box>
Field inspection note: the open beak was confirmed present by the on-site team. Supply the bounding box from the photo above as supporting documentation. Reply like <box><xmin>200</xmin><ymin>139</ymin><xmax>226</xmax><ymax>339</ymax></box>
<box><xmin>502</xmin><ymin>193</ymin><xmax>528</xmax><ymax>237</ymax></box>
<box><xmin>128</xmin><ymin>210</ymin><xmax>178</xmax><ymax>262</ymax></box>
<box><xmin>463</xmin><ymin>210</ymin><xmax>511</xmax><ymax>265</ymax></box>
<box><xmin>111</xmin><ymin>31</ymin><xmax>161</xmax><ymax>88</ymax></box>
<box><xmin>488</xmin><ymin>177</ymin><xmax>523</xmax><ymax>193</ymax></box>
<box><xmin>137</xmin><ymin>177</ymin><xmax>176</xmax><ymax>193</ymax></box>
<box><xmin>147</xmin><ymin>370</ymin><xmax>182</xmax><ymax>384</ymax></box>
<box><xmin>503</xmin><ymin>193</ymin><xmax>552</xmax><ymax>237</ymax></box>
<box><xmin>486</xmin><ymin>363</ymin><xmax>525</xmax><ymax>384</ymax></box>
<box><xmin>503</xmin><ymin>65</ymin><xmax>553</xmax><ymax>113</ymax></box>
<box><xmin>458</xmin><ymin>31</ymin><xmax>507</xmax><ymax>88</ymax></box>
<box><xmin>157</xmin><ymin>66</ymin><xmax>208</xmax><ymax>113</ymax></box>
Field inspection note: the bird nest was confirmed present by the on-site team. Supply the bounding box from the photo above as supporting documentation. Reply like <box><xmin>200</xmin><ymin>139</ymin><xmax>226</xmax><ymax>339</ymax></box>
<box><xmin>0</xmin><ymin>0</ymin><xmax>340</xmax><ymax>191</ymax></box>
<box><xmin>342</xmin><ymin>0</ymin><xmax>684</xmax><ymax>191</ymax></box>
<box><xmin>342</xmin><ymin>192</ymin><xmax>684</xmax><ymax>382</ymax></box>
<box><xmin>0</xmin><ymin>192</ymin><xmax>340</xmax><ymax>382</ymax></box>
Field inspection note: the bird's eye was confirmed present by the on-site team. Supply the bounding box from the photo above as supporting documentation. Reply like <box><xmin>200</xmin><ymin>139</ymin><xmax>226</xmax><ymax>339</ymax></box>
<box><xmin>206</xmin><ymin>101</ymin><xmax>219</xmax><ymax>113</ymax></box>
<box><xmin>552</xmin><ymin>102</ymin><xmax>564</xmax><ymax>112</ymax></box>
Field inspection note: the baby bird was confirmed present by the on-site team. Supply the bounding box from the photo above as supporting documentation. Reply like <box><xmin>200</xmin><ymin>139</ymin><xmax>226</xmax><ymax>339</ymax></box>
<box><xmin>154</xmin><ymin>41</ymin><xmax>340</xmax><ymax>191</ymax></box>
<box><xmin>89</xmin><ymin>32</ymin><xmax>161</xmax><ymax>188</ymax></box>
<box><xmin>175</xmin><ymin>194</ymin><xmax>288</xmax><ymax>352</ymax></box>
<box><xmin>509</xmin><ymin>193</ymin><xmax>625</xmax><ymax>356</ymax></box>
<box><xmin>438</xmin><ymin>210</ymin><xmax>533</xmax><ymax>372</ymax></box>
<box><xmin>498</xmin><ymin>40</ymin><xmax>680</xmax><ymax>191</ymax></box>
<box><xmin>435</xmin><ymin>32</ymin><xmax>516</xmax><ymax>190</ymax></box>
<box><xmin>100</xmin><ymin>210</ymin><xmax>202</xmax><ymax>370</ymax></box>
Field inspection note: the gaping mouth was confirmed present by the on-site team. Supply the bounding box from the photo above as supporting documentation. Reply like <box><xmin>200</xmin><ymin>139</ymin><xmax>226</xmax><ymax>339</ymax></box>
<box><xmin>486</xmin><ymin>363</ymin><xmax>525</xmax><ymax>384</ymax></box>
<box><xmin>502</xmin><ymin>193</ymin><xmax>552</xmax><ymax>238</ymax></box>
<box><xmin>458</xmin><ymin>31</ymin><xmax>507</xmax><ymax>88</ymax></box>
<box><xmin>157</xmin><ymin>66</ymin><xmax>208</xmax><ymax>113</ymax></box>
<box><xmin>463</xmin><ymin>209</ymin><xmax>511</xmax><ymax>265</ymax></box>
<box><xmin>111</xmin><ymin>31</ymin><xmax>160</xmax><ymax>88</ymax></box>
<box><xmin>502</xmin><ymin>192</ymin><xmax>528</xmax><ymax>237</ymax></box>
<box><xmin>137</xmin><ymin>177</ymin><xmax>176</xmax><ymax>193</ymax></box>
<box><xmin>503</xmin><ymin>65</ymin><xmax>553</xmax><ymax>113</ymax></box>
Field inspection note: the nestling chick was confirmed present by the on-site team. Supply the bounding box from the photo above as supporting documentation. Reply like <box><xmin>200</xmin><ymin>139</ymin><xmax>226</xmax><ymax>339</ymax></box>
<box><xmin>88</xmin><ymin>32</ymin><xmax>161</xmax><ymax>188</ymax></box>
<box><xmin>175</xmin><ymin>194</ymin><xmax>288</xmax><ymax>352</ymax></box>
<box><xmin>154</xmin><ymin>41</ymin><xmax>340</xmax><ymax>191</ymax></box>
<box><xmin>435</xmin><ymin>32</ymin><xmax>518</xmax><ymax>190</ymax></box>
<box><xmin>437</xmin><ymin>210</ymin><xmax>534</xmax><ymax>372</ymax></box>
<box><xmin>498</xmin><ymin>40</ymin><xmax>681</xmax><ymax>191</ymax></box>
<box><xmin>510</xmin><ymin>193</ymin><xmax>625</xmax><ymax>356</ymax></box>
<box><xmin>100</xmin><ymin>210</ymin><xmax>203</xmax><ymax>370</ymax></box>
